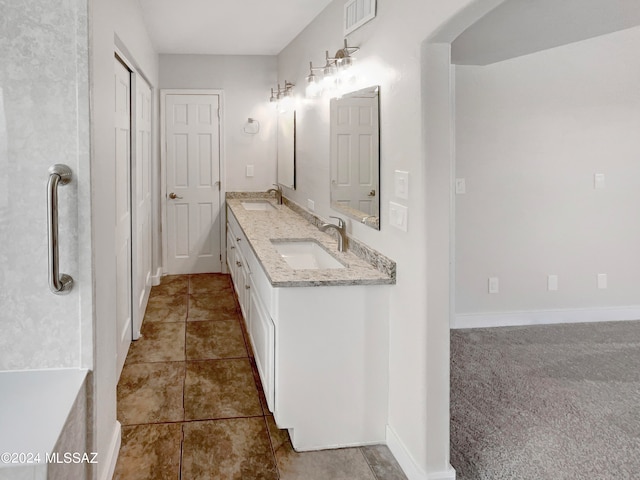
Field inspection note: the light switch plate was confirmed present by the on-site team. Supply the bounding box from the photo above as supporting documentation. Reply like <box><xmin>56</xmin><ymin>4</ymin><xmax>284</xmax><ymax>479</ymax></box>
<box><xmin>394</xmin><ymin>170</ymin><xmax>409</xmax><ymax>199</ymax></box>
<box><xmin>455</xmin><ymin>178</ymin><xmax>466</xmax><ymax>194</ymax></box>
<box><xmin>597</xmin><ymin>273</ymin><xmax>607</xmax><ymax>289</ymax></box>
<box><xmin>594</xmin><ymin>173</ymin><xmax>605</xmax><ymax>189</ymax></box>
<box><xmin>389</xmin><ymin>201</ymin><xmax>408</xmax><ymax>231</ymax></box>
<box><xmin>246</xmin><ymin>165</ymin><xmax>254</xmax><ymax>177</ymax></box>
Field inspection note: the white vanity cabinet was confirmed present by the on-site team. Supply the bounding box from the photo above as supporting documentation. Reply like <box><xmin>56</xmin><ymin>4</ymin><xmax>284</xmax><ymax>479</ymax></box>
<box><xmin>226</xmin><ymin>204</ymin><xmax>390</xmax><ymax>451</ymax></box>
<box><xmin>227</xmin><ymin>212</ymin><xmax>250</xmax><ymax>318</ymax></box>
<box><xmin>227</xmin><ymin>207</ymin><xmax>276</xmax><ymax>412</ymax></box>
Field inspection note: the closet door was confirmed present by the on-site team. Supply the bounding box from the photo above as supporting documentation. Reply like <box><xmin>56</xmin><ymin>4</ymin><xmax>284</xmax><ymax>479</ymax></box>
<box><xmin>114</xmin><ymin>56</ymin><xmax>132</xmax><ymax>376</ymax></box>
<box><xmin>132</xmin><ymin>75</ymin><xmax>153</xmax><ymax>339</ymax></box>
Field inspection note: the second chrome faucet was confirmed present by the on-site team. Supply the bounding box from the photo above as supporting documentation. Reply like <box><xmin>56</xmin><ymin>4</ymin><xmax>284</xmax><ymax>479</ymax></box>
<box><xmin>266</xmin><ymin>184</ymin><xmax>283</xmax><ymax>205</ymax></box>
<box><xmin>319</xmin><ymin>216</ymin><xmax>347</xmax><ymax>252</ymax></box>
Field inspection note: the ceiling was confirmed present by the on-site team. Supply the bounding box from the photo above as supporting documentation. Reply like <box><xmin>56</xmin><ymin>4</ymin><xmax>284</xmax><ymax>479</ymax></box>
<box><xmin>452</xmin><ymin>0</ymin><xmax>640</xmax><ymax>65</ymax></box>
<box><xmin>137</xmin><ymin>0</ymin><xmax>333</xmax><ymax>55</ymax></box>
<box><xmin>138</xmin><ymin>0</ymin><xmax>640</xmax><ymax>61</ymax></box>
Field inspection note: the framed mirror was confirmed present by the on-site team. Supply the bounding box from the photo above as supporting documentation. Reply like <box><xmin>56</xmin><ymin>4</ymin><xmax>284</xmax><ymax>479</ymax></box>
<box><xmin>277</xmin><ymin>110</ymin><xmax>296</xmax><ymax>189</ymax></box>
<box><xmin>330</xmin><ymin>86</ymin><xmax>380</xmax><ymax>229</ymax></box>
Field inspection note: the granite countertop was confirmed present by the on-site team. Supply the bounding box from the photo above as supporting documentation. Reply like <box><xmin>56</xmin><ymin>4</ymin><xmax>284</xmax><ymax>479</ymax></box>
<box><xmin>226</xmin><ymin>197</ymin><xmax>395</xmax><ymax>287</ymax></box>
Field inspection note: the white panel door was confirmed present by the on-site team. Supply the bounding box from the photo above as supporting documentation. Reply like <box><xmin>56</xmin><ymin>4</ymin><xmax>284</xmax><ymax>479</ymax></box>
<box><xmin>330</xmin><ymin>98</ymin><xmax>379</xmax><ymax>214</ymax></box>
<box><xmin>165</xmin><ymin>93</ymin><xmax>222</xmax><ymax>274</ymax></box>
<box><xmin>132</xmin><ymin>75</ymin><xmax>153</xmax><ymax>339</ymax></box>
<box><xmin>115</xmin><ymin>57</ymin><xmax>132</xmax><ymax>376</ymax></box>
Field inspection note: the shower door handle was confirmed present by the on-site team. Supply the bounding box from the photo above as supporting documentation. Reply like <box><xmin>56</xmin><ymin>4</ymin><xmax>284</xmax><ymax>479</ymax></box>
<box><xmin>47</xmin><ymin>164</ymin><xmax>74</xmax><ymax>294</ymax></box>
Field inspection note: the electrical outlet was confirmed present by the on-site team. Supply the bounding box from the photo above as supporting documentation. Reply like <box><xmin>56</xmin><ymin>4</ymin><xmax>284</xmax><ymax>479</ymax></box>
<box><xmin>488</xmin><ymin>277</ymin><xmax>499</xmax><ymax>294</ymax></box>
<box><xmin>307</xmin><ymin>199</ymin><xmax>315</xmax><ymax>211</ymax></box>
<box><xmin>246</xmin><ymin>165</ymin><xmax>254</xmax><ymax>177</ymax></box>
<box><xmin>594</xmin><ymin>173</ymin><xmax>605</xmax><ymax>189</ymax></box>
<box><xmin>547</xmin><ymin>275</ymin><xmax>558</xmax><ymax>291</ymax></box>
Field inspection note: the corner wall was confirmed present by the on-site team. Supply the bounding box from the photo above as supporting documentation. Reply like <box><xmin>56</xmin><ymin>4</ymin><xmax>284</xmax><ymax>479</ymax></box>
<box><xmin>454</xmin><ymin>26</ymin><xmax>640</xmax><ymax>326</ymax></box>
<box><xmin>89</xmin><ymin>0</ymin><xmax>159</xmax><ymax>477</ymax></box>
<box><xmin>276</xmin><ymin>0</ymin><xmax>489</xmax><ymax>477</ymax></box>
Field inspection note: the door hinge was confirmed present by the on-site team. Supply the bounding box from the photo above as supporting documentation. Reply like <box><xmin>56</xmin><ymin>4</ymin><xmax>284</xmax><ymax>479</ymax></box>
<box><xmin>217</xmin><ymin>107</ymin><xmax>221</xmax><ymax>120</ymax></box>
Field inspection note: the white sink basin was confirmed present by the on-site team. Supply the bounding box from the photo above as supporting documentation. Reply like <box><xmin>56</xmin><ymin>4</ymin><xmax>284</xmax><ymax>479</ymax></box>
<box><xmin>241</xmin><ymin>200</ymin><xmax>275</xmax><ymax>211</ymax></box>
<box><xmin>272</xmin><ymin>240</ymin><xmax>345</xmax><ymax>270</ymax></box>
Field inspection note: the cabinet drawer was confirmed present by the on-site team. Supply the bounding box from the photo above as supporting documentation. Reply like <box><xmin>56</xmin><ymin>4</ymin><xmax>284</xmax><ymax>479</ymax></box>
<box><xmin>227</xmin><ymin>206</ymin><xmax>242</xmax><ymax>239</ymax></box>
<box><xmin>227</xmin><ymin>208</ymin><xmax>253</xmax><ymax>268</ymax></box>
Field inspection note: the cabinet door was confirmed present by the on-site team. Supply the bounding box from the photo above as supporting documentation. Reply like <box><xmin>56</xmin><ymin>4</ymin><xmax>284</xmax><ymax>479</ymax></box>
<box><xmin>236</xmin><ymin>258</ymin><xmax>249</xmax><ymax>319</ymax></box>
<box><xmin>226</xmin><ymin>228</ymin><xmax>239</xmax><ymax>292</ymax></box>
<box><xmin>248</xmin><ymin>277</ymin><xmax>275</xmax><ymax>412</ymax></box>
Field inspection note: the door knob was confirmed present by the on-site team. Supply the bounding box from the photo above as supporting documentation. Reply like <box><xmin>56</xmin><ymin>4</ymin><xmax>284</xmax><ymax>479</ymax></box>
<box><xmin>368</xmin><ymin>189</ymin><xmax>376</xmax><ymax>197</ymax></box>
<box><xmin>168</xmin><ymin>192</ymin><xmax>183</xmax><ymax>199</ymax></box>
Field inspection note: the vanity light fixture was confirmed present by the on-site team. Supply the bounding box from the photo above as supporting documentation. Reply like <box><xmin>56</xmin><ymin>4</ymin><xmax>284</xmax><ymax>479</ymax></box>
<box><xmin>305</xmin><ymin>39</ymin><xmax>360</xmax><ymax>98</ymax></box>
<box><xmin>335</xmin><ymin>38</ymin><xmax>359</xmax><ymax>68</ymax></box>
<box><xmin>269</xmin><ymin>81</ymin><xmax>295</xmax><ymax>104</ymax></box>
<box><xmin>306</xmin><ymin>62</ymin><xmax>323</xmax><ymax>98</ymax></box>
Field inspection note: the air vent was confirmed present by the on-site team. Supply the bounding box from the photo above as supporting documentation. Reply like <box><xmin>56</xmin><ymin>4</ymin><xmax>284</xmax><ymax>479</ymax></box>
<box><xmin>344</xmin><ymin>0</ymin><xmax>376</xmax><ymax>35</ymax></box>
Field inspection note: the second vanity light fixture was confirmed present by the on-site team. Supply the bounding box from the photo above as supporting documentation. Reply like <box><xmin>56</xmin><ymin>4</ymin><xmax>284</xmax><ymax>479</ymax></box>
<box><xmin>269</xmin><ymin>81</ymin><xmax>295</xmax><ymax>112</ymax></box>
<box><xmin>306</xmin><ymin>39</ymin><xmax>359</xmax><ymax>98</ymax></box>
<box><xmin>269</xmin><ymin>81</ymin><xmax>295</xmax><ymax>103</ymax></box>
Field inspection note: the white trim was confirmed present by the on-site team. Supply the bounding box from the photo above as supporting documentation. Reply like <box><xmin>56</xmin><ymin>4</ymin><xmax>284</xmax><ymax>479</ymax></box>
<box><xmin>386</xmin><ymin>425</ymin><xmax>457</xmax><ymax>480</ymax></box>
<box><xmin>428</xmin><ymin>467</ymin><xmax>457</xmax><ymax>480</ymax></box>
<box><xmin>160</xmin><ymin>89</ymin><xmax>225</xmax><ymax>275</ymax></box>
<box><xmin>100</xmin><ymin>421</ymin><xmax>121</xmax><ymax>480</ymax></box>
<box><xmin>218</xmin><ymin>94</ymin><xmax>227</xmax><ymax>271</ymax></box>
<box><xmin>151</xmin><ymin>267</ymin><xmax>162</xmax><ymax>286</ymax></box>
<box><xmin>386</xmin><ymin>425</ymin><xmax>427</xmax><ymax>480</ymax></box>
<box><xmin>114</xmin><ymin>46</ymin><xmax>134</xmax><ymax>73</ymax></box>
<box><xmin>452</xmin><ymin>306</ymin><xmax>640</xmax><ymax>329</ymax></box>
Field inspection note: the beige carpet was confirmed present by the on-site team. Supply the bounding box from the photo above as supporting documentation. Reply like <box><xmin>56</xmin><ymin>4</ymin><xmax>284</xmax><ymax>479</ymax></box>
<box><xmin>450</xmin><ymin>320</ymin><xmax>640</xmax><ymax>479</ymax></box>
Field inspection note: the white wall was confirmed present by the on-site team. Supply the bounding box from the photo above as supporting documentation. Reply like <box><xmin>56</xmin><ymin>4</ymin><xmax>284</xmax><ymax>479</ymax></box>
<box><xmin>89</xmin><ymin>0</ymin><xmax>158</xmax><ymax>478</ymax></box>
<box><xmin>276</xmin><ymin>0</ymin><xmax>493</xmax><ymax>477</ymax></box>
<box><xmin>455</xmin><ymin>26</ymin><xmax>640</xmax><ymax>320</ymax></box>
<box><xmin>159</xmin><ymin>55</ymin><xmax>278</xmax><ymax>192</ymax></box>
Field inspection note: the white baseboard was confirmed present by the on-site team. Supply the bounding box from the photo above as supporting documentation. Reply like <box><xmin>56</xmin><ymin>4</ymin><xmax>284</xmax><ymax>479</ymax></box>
<box><xmin>452</xmin><ymin>306</ymin><xmax>640</xmax><ymax>329</ymax></box>
<box><xmin>151</xmin><ymin>268</ymin><xmax>162</xmax><ymax>286</ymax></box>
<box><xmin>386</xmin><ymin>425</ymin><xmax>455</xmax><ymax>480</ymax></box>
<box><xmin>428</xmin><ymin>467</ymin><xmax>457</xmax><ymax>480</ymax></box>
<box><xmin>386</xmin><ymin>425</ymin><xmax>427</xmax><ymax>480</ymax></box>
<box><xmin>101</xmin><ymin>421</ymin><xmax>121</xmax><ymax>480</ymax></box>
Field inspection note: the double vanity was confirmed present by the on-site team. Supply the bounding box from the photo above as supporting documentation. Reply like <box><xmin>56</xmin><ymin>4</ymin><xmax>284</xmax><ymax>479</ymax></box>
<box><xmin>226</xmin><ymin>193</ymin><xmax>395</xmax><ymax>451</ymax></box>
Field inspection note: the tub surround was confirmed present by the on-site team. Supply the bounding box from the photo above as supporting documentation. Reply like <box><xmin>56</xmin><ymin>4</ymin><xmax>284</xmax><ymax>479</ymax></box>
<box><xmin>0</xmin><ymin>369</ymin><xmax>89</xmax><ymax>478</ymax></box>
<box><xmin>226</xmin><ymin>193</ymin><xmax>395</xmax><ymax>287</ymax></box>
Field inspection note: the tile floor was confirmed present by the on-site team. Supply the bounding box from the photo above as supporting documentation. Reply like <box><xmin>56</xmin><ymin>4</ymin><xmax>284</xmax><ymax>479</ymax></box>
<box><xmin>114</xmin><ymin>273</ymin><xmax>407</xmax><ymax>480</ymax></box>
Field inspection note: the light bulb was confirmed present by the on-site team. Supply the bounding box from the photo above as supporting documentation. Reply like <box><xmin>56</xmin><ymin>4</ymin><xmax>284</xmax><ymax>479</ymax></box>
<box><xmin>306</xmin><ymin>81</ymin><xmax>321</xmax><ymax>98</ymax></box>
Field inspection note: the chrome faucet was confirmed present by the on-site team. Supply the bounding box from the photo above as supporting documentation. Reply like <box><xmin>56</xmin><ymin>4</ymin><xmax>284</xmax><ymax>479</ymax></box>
<box><xmin>319</xmin><ymin>216</ymin><xmax>347</xmax><ymax>252</ymax></box>
<box><xmin>266</xmin><ymin>184</ymin><xmax>283</xmax><ymax>205</ymax></box>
